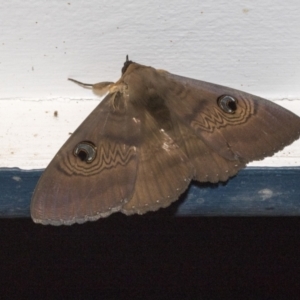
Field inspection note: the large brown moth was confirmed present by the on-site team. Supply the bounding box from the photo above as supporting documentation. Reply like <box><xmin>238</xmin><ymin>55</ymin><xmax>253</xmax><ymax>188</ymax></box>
<box><xmin>31</xmin><ymin>57</ymin><xmax>300</xmax><ymax>225</ymax></box>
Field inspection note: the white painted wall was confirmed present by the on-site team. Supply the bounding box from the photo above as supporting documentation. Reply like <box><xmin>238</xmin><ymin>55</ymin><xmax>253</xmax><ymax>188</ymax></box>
<box><xmin>1</xmin><ymin>0</ymin><xmax>300</xmax><ymax>169</ymax></box>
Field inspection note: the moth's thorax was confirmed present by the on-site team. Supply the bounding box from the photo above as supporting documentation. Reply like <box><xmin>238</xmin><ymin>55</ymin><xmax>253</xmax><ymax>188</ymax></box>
<box><xmin>116</xmin><ymin>63</ymin><xmax>168</xmax><ymax>106</ymax></box>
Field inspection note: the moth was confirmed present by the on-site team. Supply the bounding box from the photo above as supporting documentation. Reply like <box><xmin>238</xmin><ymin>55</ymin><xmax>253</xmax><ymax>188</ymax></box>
<box><xmin>31</xmin><ymin>57</ymin><xmax>300</xmax><ymax>225</ymax></box>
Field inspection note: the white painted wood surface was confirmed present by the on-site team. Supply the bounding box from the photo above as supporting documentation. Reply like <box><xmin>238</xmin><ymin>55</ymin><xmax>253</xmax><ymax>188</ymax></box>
<box><xmin>1</xmin><ymin>0</ymin><xmax>300</xmax><ymax>169</ymax></box>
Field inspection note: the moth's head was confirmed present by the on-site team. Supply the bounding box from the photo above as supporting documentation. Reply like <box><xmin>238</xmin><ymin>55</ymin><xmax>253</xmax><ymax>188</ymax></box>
<box><xmin>122</xmin><ymin>55</ymin><xmax>134</xmax><ymax>75</ymax></box>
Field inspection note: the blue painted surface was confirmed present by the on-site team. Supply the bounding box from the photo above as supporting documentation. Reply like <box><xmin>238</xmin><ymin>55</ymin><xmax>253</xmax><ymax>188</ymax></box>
<box><xmin>0</xmin><ymin>167</ymin><xmax>300</xmax><ymax>218</ymax></box>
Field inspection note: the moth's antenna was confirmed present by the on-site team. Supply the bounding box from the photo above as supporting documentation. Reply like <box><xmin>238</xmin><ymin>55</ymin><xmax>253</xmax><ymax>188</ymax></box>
<box><xmin>68</xmin><ymin>78</ymin><xmax>93</xmax><ymax>88</ymax></box>
<box><xmin>126</xmin><ymin>55</ymin><xmax>129</xmax><ymax>61</ymax></box>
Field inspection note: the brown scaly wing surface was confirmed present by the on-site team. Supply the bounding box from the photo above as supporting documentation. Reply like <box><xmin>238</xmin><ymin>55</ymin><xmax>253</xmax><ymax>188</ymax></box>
<box><xmin>121</xmin><ymin>99</ymin><xmax>194</xmax><ymax>215</ymax></box>
<box><xmin>172</xmin><ymin>118</ymin><xmax>247</xmax><ymax>183</ymax></box>
<box><xmin>31</xmin><ymin>93</ymin><xmax>140</xmax><ymax>225</ymax></box>
<box><xmin>155</xmin><ymin>71</ymin><xmax>300</xmax><ymax>181</ymax></box>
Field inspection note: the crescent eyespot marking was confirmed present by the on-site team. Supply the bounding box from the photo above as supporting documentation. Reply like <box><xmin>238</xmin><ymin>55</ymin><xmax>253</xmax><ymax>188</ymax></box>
<box><xmin>218</xmin><ymin>95</ymin><xmax>238</xmax><ymax>114</ymax></box>
<box><xmin>74</xmin><ymin>142</ymin><xmax>97</xmax><ymax>163</ymax></box>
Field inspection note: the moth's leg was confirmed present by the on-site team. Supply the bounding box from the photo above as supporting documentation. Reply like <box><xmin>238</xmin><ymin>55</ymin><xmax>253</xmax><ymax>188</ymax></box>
<box><xmin>68</xmin><ymin>78</ymin><xmax>114</xmax><ymax>96</ymax></box>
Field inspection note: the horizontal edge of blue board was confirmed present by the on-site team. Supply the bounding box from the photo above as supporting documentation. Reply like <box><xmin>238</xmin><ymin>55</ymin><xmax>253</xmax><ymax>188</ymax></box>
<box><xmin>0</xmin><ymin>167</ymin><xmax>300</xmax><ymax>219</ymax></box>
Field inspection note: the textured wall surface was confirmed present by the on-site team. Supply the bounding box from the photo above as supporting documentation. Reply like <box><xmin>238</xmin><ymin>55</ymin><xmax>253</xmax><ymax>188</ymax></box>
<box><xmin>1</xmin><ymin>0</ymin><xmax>300</xmax><ymax>169</ymax></box>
